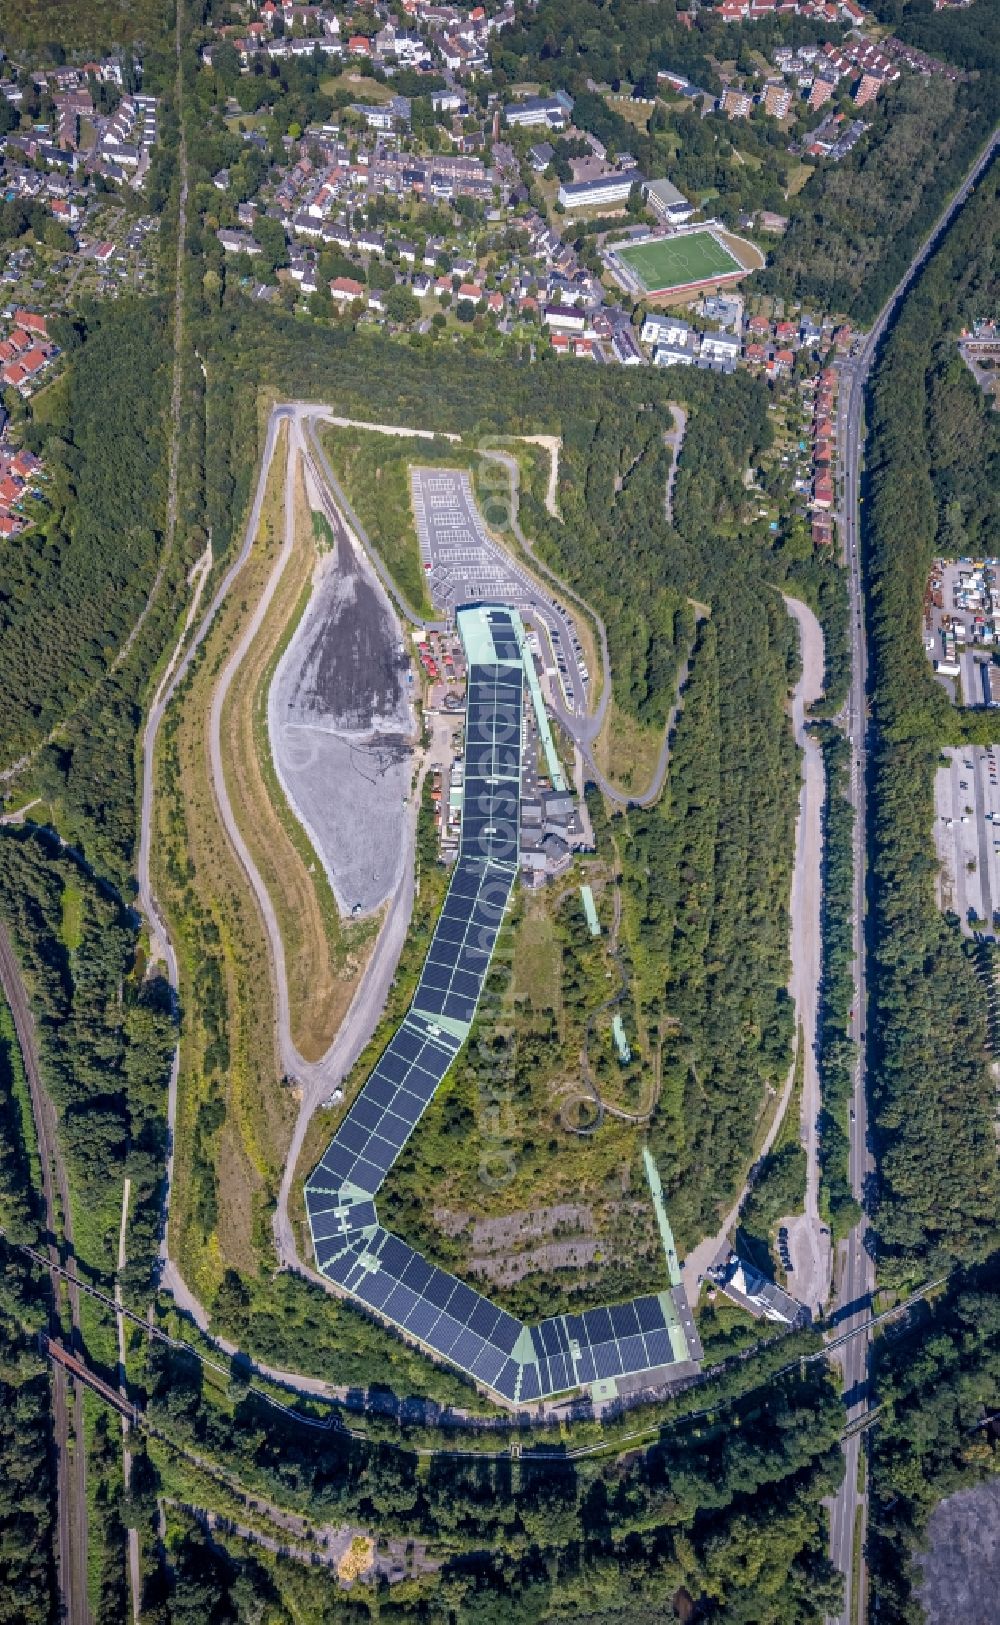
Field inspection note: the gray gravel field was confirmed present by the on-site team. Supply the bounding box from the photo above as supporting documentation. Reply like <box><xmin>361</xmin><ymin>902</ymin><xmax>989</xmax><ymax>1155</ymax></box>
<box><xmin>915</xmin><ymin>1476</ymin><xmax>1000</xmax><ymax>1624</ymax></box>
<box><xmin>269</xmin><ymin>516</ymin><xmax>415</xmax><ymax>917</ymax></box>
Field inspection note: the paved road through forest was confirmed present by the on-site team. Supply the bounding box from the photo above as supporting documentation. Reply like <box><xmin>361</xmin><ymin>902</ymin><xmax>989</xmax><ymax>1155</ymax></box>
<box><xmin>825</xmin><ymin>127</ymin><xmax>1000</xmax><ymax>1625</ymax></box>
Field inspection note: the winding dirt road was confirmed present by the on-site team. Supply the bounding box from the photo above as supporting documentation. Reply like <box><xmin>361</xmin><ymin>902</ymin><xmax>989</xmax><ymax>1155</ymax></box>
<box><xmin>137</xmin><ymin>406</ymin><xmax>426</xmax><ymax>1333</ymax></box>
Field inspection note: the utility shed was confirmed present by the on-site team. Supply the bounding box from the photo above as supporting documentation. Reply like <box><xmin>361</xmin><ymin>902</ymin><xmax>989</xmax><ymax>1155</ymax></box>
<box><xmin>580</xmin><ymin>884</ymin><xmax>601</xmax><ymax>937</ymax></box>
<box><xmin>612</xmin><ymin>1013</ymin><xmax>631</xmax><ymax>1064</ymax></box>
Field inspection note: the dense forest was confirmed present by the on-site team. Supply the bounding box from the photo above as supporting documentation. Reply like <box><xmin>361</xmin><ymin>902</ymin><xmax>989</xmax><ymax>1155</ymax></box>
<box><xmin>0</xmin><ymin>830</ymin><xmax>175</xmax><ymax>1308</ymax></box>
<box><xmin>0</xmin><ymin>297</ymin><xmax>187</xmax><ymax>883</ymax></box>
<box><xmin>764</xmin><ymin>68</ymin><xmax>999</xmax><ymax>321</ymax></box>
<box><xmin>129</xmin><ymin>1322</ymin><xmax>846</xmax><ymax>1623</ymax></box>
<box><xmin>814</xmin><ymin>728</ymin><xmax>859</xmax><ymax>1241</ymax></box>
<box><xmin>862</xmin><ymin>157</ymin><xmax>1000</xmax><ymax>1284</ymax></box>
<box><xmin>765</xmin><ymin>0</ymin><xmax>1000</xmax><ymax>318</ymax></box>
<box><xmin>0</xmin><ymin>995</ymin><xmax>57</xmax><ymax>1625</ymax></box>
<box><xmin>0</xmin><ymin>0</ymin><xmax>171</xmax><ymax>58</ymax></box>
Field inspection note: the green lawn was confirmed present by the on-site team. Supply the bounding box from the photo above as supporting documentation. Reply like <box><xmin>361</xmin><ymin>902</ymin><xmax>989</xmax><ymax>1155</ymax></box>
<box><xmin>615</xmin><ymin>229</ymin><xmax>742</xmax><ymax>293</ymax></box>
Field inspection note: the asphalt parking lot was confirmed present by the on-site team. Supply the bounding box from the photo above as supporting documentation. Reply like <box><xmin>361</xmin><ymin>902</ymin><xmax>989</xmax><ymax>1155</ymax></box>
<box><xmin>934</xmin><ymin>744</ymin><xmax>1000</xmax><ymax>936</ymax></box>
<box><xmin>411</xmin><ymin>466</ymin><xmax>590</xmax><ymax>716</ymax></box>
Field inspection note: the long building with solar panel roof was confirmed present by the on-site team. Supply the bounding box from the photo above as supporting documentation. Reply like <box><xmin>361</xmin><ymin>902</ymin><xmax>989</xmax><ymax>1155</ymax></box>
<box><xmin>305</xmin><ymin>605</ymin><xmax>700</xmax><ymax>1407</ymax></box>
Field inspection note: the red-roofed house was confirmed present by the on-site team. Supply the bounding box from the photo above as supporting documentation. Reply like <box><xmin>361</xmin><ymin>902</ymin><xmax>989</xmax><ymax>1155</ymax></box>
<box><xmin>814</xmin><ymin>474</ymin><xmax>834</xmax><ymax>509</ymax></box>
<box><xmin>854</xmin><ymin>72</ymin><xmax>883</xmax><ymax>107</ymax></box>
<box><xmin>329</xmin><ymin>275</ymin><xmax>365</xmax><ymax>303</ymax></box>
<box><xmin>0</xmin><ymin>476</ymin><xmax>23</xmax><ymax>505</ymax></box>
<box><xmin>808</xmin><ymin>78</ymin><xmax>836</xmax><ymax>111</ymax></box>
<box><xmin>7</xmin><ymin>329</ymin><xmax>30</xmax><ymax>353</ymax></box>
<box><xmin>0</xmin><ymin>363</ymin><xmax>27</xmax><ymax>388</ymax></box>
<box><xmin>19</xmin><ymin>347</ymin><xmax>48</xmax><ymax>376</ymax></box>
<box><xmin>13</xmin><ymin>310</ymin><xmax>48</xmax><ymax>337</ymax></box>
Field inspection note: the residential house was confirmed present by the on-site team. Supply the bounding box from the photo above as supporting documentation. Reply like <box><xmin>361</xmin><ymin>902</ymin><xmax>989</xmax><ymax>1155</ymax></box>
<box><xmin>721</xmin><ymin>88</ymin><xmax>753</xmax><ymax>118</ymax></box>
<box><xmin>544</xmin><ymin>304</ymin><xmax>586</xmax><ymax>333</ymax></box>
<box><xmin>701</xmin><ymin>331</ymin><xmax>741</xmax><ymax>363</ymax></box>
<box><xmin>329</xmin><ymin>275</ymin><xmax>365</xmax><ymax>303</ymax></box>
<box><xmin>641</xmin><ymin>313</ymin><xmax>693</xmax><ymax>347</ymax></box>
<box><xmin>217</xmin><ymin>229</ymin><xmax>263</xmax><ymax>254</ymax></box>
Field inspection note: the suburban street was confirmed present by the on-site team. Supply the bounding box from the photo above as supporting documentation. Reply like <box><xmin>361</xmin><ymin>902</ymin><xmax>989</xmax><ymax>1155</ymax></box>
<box><xmin>826</xmin><ymin>128</ymin><xmax>1000</xmax><ymax>1625</ymax></box>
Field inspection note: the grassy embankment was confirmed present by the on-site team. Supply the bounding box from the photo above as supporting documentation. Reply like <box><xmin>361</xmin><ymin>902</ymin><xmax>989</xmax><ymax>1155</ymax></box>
<box><xmin>152</xmin><ymin>426</ymin><xmax>295</xmax><ymax>1296</ymax></box>
<box><xmin>318</xmin><ymin>422</ymin><xmax>445</xmax><ymax>619</ymax></box>
<box><xmin>593</xmin><ymin>701</ymin><xmax>668</xmax><ymax>793</ymax></box>
<box><xmin>218</xmin><ymin>454</ymin><xmax>379</xmax><ymax>1063</ymax></box>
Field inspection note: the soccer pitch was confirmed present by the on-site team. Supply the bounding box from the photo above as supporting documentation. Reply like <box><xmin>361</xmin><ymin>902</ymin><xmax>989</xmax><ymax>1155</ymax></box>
<box><xmin>615</xmin><ymin>230</ymin><xmax>743</xmax><ymax>293</ymax></box>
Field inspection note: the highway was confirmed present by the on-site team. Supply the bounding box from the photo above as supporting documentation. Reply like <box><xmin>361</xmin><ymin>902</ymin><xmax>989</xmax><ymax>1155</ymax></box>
<box><xmin>826</xmin><ymin>127</ymin><xmax>999</xmax><ymax>1625</ymax></box>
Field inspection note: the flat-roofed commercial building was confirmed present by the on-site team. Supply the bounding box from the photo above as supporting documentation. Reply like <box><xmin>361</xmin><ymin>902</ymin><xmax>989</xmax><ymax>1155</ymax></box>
<box><xmin>644</xmin><ymin>177</ymin><xmax>695</xmax><ymax>224</ymax></box>
<box><xmin>557</xmin><ymin>168</ymin><xmax>645</xmax><ymax>210</ymax></box>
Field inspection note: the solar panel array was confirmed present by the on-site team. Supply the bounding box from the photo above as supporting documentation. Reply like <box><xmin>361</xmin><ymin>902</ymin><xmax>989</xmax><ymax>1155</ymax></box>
<box><xmin>304</xmin><ymin>606</ymin><xmax>689</xmax><ymax>1403</ymax></box>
